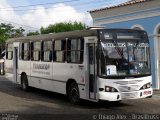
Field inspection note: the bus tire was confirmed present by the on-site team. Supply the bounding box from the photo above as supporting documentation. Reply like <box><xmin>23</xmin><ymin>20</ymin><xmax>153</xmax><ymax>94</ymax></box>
<box><xmin>68</xmin><ymin>82</ymin><xmax>80</xmax><ymax>104</ymax></box>
<box><xmin>21</xmin><ymin>74</ymin><xmax>29</xmax><ymax>91</ymax></box>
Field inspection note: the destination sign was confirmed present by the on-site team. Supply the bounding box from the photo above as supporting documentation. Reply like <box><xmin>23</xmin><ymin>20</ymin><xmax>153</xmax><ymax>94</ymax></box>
<box><xmin>103</xmin><ymin>43</ymin><xmax>126</xmax><ymax>47</ymax></box>
<box><xmin>128</xmin><ymin>43</ymin><xmax>149</xmax><ymax>47</ymax></box>
<box><xmin>103</xmin><ymin>43</ymin><xmax>149</xmax><ymax>48</ymax></box>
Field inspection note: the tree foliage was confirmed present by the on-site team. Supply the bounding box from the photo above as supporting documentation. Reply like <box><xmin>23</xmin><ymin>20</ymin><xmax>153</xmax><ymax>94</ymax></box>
<box><xmin>0</xmin><ymin>21</ymin><xmax>85</xmax><ymax>54</ymax></box>
<box><xmin>40</xmin><ymin>21</ymin><xmax>85</xmax><ymax>34</ymax></box>
<box><xmin>27</xmin><ymin>31</ymin><xmax>40</xmax><ymax>36</ymax></box>
<box><xmin>0</xmin><ymin>23</ymin><xmax>25</xmax><ymax>52</ymax></box>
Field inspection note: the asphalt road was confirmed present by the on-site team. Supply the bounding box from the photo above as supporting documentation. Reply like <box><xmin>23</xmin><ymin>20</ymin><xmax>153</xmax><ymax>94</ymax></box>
<box><xmin>0</xmin><ymin>76</ymin><xmax>160</xmax><ymax>120</ymax></box>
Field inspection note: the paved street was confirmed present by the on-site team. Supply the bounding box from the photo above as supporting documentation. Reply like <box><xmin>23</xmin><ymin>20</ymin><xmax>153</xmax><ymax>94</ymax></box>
<box><xmin>0</xmin><ymin>76</ymin><xmax>160</xmax><ymax>120</ymax></box>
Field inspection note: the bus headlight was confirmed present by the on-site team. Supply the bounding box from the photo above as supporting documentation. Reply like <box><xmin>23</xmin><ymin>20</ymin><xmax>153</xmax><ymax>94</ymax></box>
<box><xmin>105</xmin><ymin>86</ymin><xmax>118</xmax><ymax>92</ymax></box>
<box><xmin>140</xmin><ymin>83</ymin><xmax>151</xmax><ymax>90</ymax></box>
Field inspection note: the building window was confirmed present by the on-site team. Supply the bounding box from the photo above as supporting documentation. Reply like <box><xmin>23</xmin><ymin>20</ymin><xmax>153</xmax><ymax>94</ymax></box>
<box><xmin>6</xmin><ymin>43</ymin><xmax>13</xmax><ymax>60</ymax></box>
<box><xmin>41</xmin><ymin>41</ymin><xmax>52</xmax><ymax>62</ymax></box>
<box><xmin>31</xmin><ymin>41</ymin><xmax>41</xmax><ymax>61</ymax></box>
<box><xmin>20</xmin><ymin>42</ymin><xmax>30</xmax><ymax>60</ymax></box>
<box><xmin>53</xmin><ymin>40</ymin><xmax>66</xmax><ymax>62</ymax></box>
<box><xmin>67</xmin><ymin>39</ymin><xmax>84</xmax><ymax>63</ymax></box>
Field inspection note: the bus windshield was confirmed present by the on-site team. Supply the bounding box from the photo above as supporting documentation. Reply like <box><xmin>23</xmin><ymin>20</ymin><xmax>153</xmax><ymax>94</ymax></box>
<box><xmin>98</xmin><ymin>30</ymin><xmax>151</xmax><ymax>78</ymax></box>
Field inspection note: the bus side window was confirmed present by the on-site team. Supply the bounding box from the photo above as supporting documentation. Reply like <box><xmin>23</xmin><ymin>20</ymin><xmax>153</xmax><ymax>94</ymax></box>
<box><xmin>31</xmin><ymin>42</ymin><xmax>34</xmax><ymax>60</ymax></box>
<box><xmin>41</xmin><ymin>41</ymin><xmax>44</xmax><ymax>61</ymax></box>
<box><xmin>67</xmin><ymin>38</ymin><xmax>84</xmax><ymax>64</ymax></box>
<box><xmin>52</xmin><ymin>41</ymin><xmax>56</xmax><ymax>61</ymax></box>
<box><xmin>31</xmin><ymin>41</ymin><xmax>41</xmax><ymax>61</ymax></box>
<box><xmin>42</xmin><ymin>40</ymin><xmax>52</xmax><ymax>62</ymax></box>
<box><xmin>23</xmin><ymin>42</ymin><xmax>30</xmax><ymax>61</ymax></box>
<box><xmin>19</xmin><ymin>43</ymin><xmax>22</xmax><ymax>60</ymax></box>
<box><xmin>21</xmin><ymin>43</ymin><xmax>24</xmax><ymax>60</ymax></box>
<box><xmin>67</xmin><ymin>40</ymin><xmax>71</xmax><ymax>62</ymax></box>
<box><xmin>53</xmin><ymin>40</ymin><xmax>66</xmax><ymax>62</ymax></box>
<box><xmin>6</xmin><ymin>43</ymin><xmax>13</xmax><ymax>60</ymax></box>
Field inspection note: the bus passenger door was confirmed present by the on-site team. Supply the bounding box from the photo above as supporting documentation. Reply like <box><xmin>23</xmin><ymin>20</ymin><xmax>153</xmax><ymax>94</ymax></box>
<box><xmin>88</xmin><ymin>43</ymin><xmax>97</xmax><ymax>100</ymax></box>
<box><xmin>13</xmin><ymin>47</ymin><xmax>18</xmax><ymax>83</ymax></box>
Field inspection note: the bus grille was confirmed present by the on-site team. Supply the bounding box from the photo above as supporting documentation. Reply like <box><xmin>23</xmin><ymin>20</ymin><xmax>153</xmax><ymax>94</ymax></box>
<box><xmin>114</xmin><ymin>80</ymin><xmax>143</xmax><ymax>85</ymax></box>
<box><xmin>118</xmin><ymin>85</ymin><xmax>140</xmax><ymax>92</ymax></box>
<box><xmin>121</xmin><ymin>92</ymin><xmax>138</xmax><ymax>99</ymax></box>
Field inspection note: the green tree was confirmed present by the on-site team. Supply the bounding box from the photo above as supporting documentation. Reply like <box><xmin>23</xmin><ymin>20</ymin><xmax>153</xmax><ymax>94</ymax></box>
<box><xmin>27</xmin><ymin>30</ymin><xmax>40</xmax><ymax>36</ymax></box>
<box><xmin>40</xmin><ymin>21</ymin><xmax>85</xmax><ymax>34</ymax></box>
<box><xmin>12</xmin><ymin>27</ymin><xmax>25</xmax><ymax>38</ymax></box>
<box><xmin>0</xmin><ymin>23</ymin><xmax>25</xmax><ymax>53</ymax></box>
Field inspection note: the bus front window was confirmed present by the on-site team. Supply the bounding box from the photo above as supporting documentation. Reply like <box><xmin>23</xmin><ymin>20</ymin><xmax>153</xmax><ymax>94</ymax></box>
<box><xmin>99</xmin><ymin>35</ymin><xmax>151</xmax><ymax>78</ymax></box>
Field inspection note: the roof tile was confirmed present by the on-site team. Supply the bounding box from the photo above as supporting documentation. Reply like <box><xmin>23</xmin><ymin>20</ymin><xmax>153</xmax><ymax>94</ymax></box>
<box><xmin>89</xmin><ymin>0</ymin><xmax>153</xmax><ymax>13</ymax></box>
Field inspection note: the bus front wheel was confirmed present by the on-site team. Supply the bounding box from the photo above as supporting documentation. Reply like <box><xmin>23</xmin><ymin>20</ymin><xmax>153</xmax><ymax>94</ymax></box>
<box><xmin>21</xmin><ymin>74</ymin><xmax>29</xmax><ymax>91</ymax></box>
<box><xmin>68</xmin><ymin>82</ymin><xmax>80</xmax><ymax>104</ymax></box>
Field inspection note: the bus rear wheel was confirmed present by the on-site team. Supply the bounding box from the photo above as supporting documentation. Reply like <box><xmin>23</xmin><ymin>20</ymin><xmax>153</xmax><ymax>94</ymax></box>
<box><xmin>21</xmin><ymin>74</ymin><xmax>29</xmax><ymax>91</ymax></box>
<box><xmin>68</xmin><ymin>82</ymin><xmax>80</xmax><ymax>104</ymax></box>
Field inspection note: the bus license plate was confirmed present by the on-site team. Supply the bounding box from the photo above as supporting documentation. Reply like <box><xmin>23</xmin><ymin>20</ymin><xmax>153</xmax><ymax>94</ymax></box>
<box><xmin>143</xmin><ymin>91</ymin><xmax>151</xmax><ymax>95</ymax></box>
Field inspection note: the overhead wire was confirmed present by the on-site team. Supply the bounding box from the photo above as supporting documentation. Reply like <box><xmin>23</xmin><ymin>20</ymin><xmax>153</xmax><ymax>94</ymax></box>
<box><xmin>0</xmin><ymin>0</ymin><xmax>129</xmax><ymax>30</ymax></box>
<box><xmin>0</xmin><ymin>0</ymin><xmax>80</xmax><ymax>10</ymax></box>
<box><xmin>0</xmin><ymin>18</ymin><xmax>39</xmax><ymax>30</ymax></box>
<box><xmin>0</xmin><ymin>0</ymin><xmax>122</xmax><ymax>12</ymax></box>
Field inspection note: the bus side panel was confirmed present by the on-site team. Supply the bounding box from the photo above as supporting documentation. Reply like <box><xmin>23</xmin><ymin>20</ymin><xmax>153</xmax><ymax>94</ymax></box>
<box><xmin>52</xmin><ymin>63</ymin><xmax>86</xmax><ymax>99</ymax></box>
<box><xmin>28</xmin><ymin>76</ymin><xmax>66</xmax><ymax>94</ymax></box>
<box><xmin>29</xmin><ymin>62</ymin><xmax>53</xmax><ymax>90</ymax></box>
<box><xmin>18</xmin><ymin>60</ymin><xmax>31</xmax><ymax>84</ymax></box>
<box><xmin>42</xmin><ymin>78</ymin><xmax>66</xmax><ymax>94</ymax></box>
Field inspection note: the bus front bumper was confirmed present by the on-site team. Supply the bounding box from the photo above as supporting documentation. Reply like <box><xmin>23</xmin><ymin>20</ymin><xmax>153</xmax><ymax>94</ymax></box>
<box><xmin>98</xmin><ymin>88</ymin><xmax>153</xmax><ymax>101</ymax></box>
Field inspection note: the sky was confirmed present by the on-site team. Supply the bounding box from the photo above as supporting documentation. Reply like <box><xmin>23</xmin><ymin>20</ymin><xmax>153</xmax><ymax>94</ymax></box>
<box><xmin>0</xmin><ymin>0</ymin><xmax>129</xmax><ymax>32</ymax></box>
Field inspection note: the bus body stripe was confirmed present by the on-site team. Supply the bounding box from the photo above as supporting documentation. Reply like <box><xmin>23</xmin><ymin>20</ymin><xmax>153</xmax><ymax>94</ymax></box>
<box><xmin>18</xmin><ymin>74</ymin><xmax>85</xmax><ymax>86</ymax></box>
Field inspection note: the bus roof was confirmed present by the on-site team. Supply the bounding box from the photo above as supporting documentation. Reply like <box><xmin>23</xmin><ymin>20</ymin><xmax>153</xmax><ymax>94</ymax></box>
<box><xmin>6</xmin><ymin>29</ymin><xmax>98</xmax><ymax>43</ymax></box>
<box><xmin>6</xmin><ymin>28</ymin><xmax>146</xmax><ymax>43</ymax></box>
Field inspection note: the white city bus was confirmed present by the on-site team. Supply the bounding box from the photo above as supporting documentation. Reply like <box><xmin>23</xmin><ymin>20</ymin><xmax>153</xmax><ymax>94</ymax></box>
<box><xmin>5</xmin><ymin>28</ymin><xmax>152</xmax><ymax>104</ymax></box>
